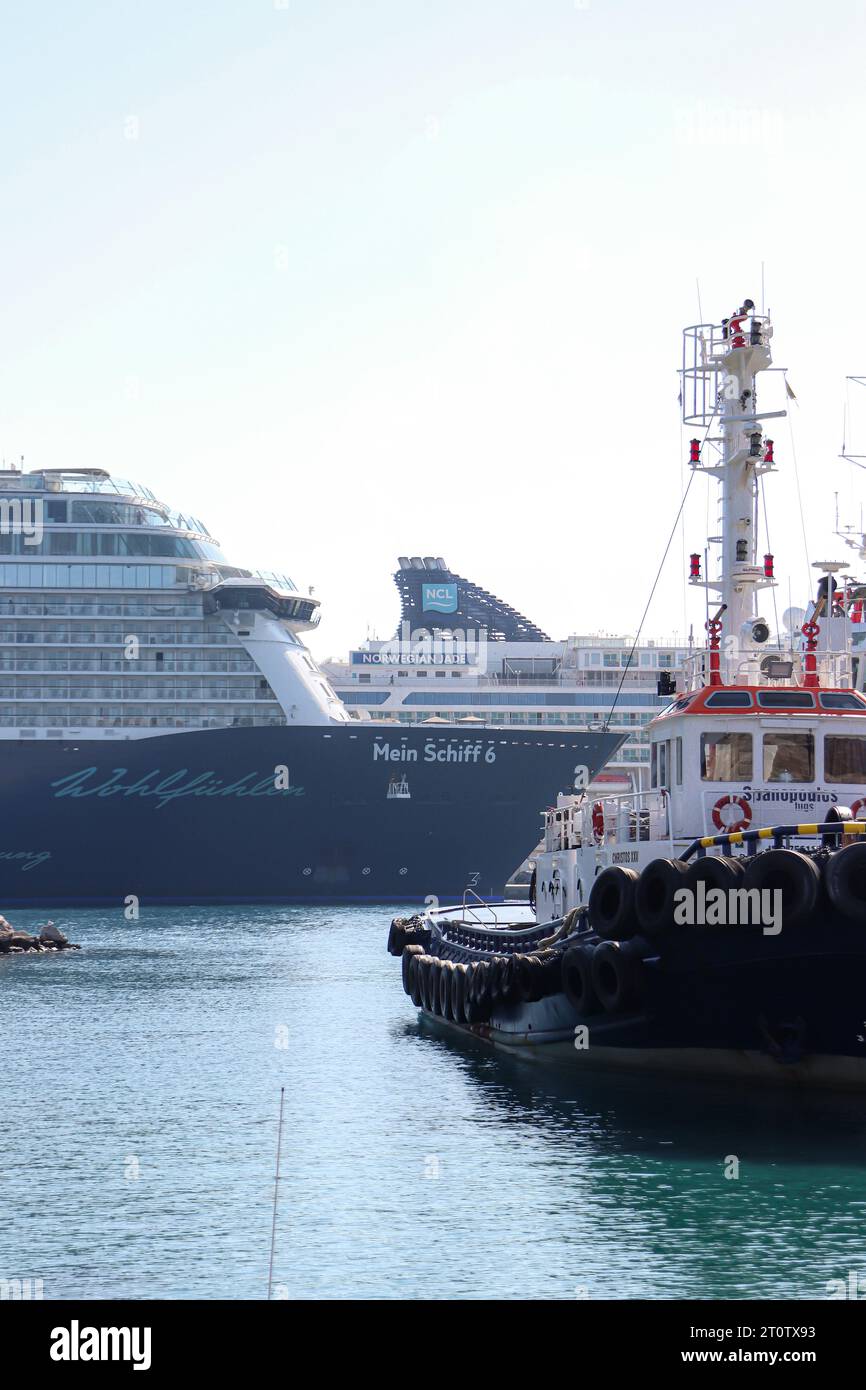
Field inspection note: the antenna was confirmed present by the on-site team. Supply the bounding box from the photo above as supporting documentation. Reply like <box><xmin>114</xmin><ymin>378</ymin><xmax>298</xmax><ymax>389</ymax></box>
<box><xmin>761</xmin><ymin>261</ymin><xmax>765</xmax><ymax>315</ymax></box>
<box><xmin>841</xmin><ymin>377</ymin><xmax>866</xmax><ymax>468</ymax></box>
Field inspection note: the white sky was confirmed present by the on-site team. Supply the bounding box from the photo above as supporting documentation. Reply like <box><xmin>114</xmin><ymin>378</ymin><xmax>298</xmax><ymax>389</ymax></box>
<box><xmin>2</xmin><ymin>0</ymin><xmax>866</xmax><ymax>660</ymax></box>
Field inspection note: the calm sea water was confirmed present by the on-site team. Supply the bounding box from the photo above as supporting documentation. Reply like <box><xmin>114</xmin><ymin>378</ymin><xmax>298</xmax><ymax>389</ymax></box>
<box><xmin>3</xmin><ymin>904</ymin><xmax>866</xmax><ymax>1300</ymax></box>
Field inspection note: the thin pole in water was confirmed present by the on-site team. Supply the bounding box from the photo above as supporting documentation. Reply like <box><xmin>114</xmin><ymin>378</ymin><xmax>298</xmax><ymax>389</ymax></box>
<box><xmin>267</xmin><ymin>1086</ymin><xmax>285</xmax><ymax>1300</ymax></box>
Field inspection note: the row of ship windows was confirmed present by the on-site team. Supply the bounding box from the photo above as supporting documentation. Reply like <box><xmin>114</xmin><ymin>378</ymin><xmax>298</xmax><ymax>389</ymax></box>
<box><xmin>15</xmin><ymin>499</ymin><xmax>191</xmax><ymax>528</ymax></box>
<box><xmin>582</xmin><ymin>651</ymin><xmax>687</xmax><ymax>669</ymax></box>
<box><xmin>3</xmin><ymin>711</ymin><xmax>287</xmax><ymax>729</ymax></box>
<box><xmin>0</xmin><ymin>599</ymin><xmax>206</xmax><ymax>617</ymax></box>
<box><xmin>344</xmin><ymin>689</ymin><xmax>665</xmax><ymax>709</ymax></box>
<box><xmin>0</xmin><ymin>684</ymin><xmax>278</xmax><ymax>700</ymax></box>
<box><xmin>0</xmin><ymin>531</ymin><xmax>224</xmax><ymax>560</ymax></box>
<box><xmin>0</xmin><ymin>658</ymin><xmax>260</xmax><ymax>673</ymax></box>
<box><xmin>0</xmin><ymin>628</ymin><xmax>242</xmax><ymax>645</ymax></box>
<box><xmin>0</xmin><ymin>563</ymin><xmax>182</xmax><ymax>588</ymax></box>
<box><xmin>653</xmin><ymin>732</ymin><xmax>866</xmax><ymax>785</ymax></box>
<box><xmin>367</xmin><ymin>710</ymin><xmax>650</xmax><ymax>733</ymax></box>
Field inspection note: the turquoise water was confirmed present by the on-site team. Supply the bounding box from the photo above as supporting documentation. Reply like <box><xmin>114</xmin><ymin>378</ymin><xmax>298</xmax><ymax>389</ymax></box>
<box><xmin>3</xmin><ymin>905</ymin><xmax>866</xmax><ymax>1300</ymax></box>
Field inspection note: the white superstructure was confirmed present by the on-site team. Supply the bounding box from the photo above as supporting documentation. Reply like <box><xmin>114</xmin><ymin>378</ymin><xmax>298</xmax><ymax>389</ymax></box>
<box><xmin>531</xmin><ymin>297</ymin><xmax>866</xmax><ymax>925</ymax></box>
<box><xmin>0</xmin><ymin>466</ymin><xmax>349</xmax><ymax>739</ymax></box>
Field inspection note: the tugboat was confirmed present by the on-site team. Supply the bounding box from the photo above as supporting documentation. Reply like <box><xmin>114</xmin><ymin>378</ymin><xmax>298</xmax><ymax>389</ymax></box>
<box><xmin>388</xmin><ymin>297</ymin><xmax>866</xmax><ymax>1088</ymax></box>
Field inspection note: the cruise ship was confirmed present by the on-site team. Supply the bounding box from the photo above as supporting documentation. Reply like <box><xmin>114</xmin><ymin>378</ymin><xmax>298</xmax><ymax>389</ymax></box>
<box><xmin>324</xmin><ymin>557</ymin><xmax>687</xmax><ymax>789</ymax></box>
<box><xmin>0</xmin><ymin>469</ymin><xmax>622</xmax><ymax>905</ymax></box>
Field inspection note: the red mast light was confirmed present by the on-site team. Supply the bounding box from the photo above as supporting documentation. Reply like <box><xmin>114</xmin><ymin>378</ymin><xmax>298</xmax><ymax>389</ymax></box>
<box><xmin>764</xmin><ymin>439</ymin><xmax>774</xmax><ymax>463</ymax></box>
<box><xmin>689</xmin><ymin>439</ymin><xmax>700</xmax><ymax>464</ymax></box>
<box><xmin>764</xmin><ymin>553</ymin><xmax>774</xmax><ymax>578</ymax></box>
<box><xmin>689</xmin><ymin>553</ymin><xmax>701</xmax><ymax>579</ymax></box>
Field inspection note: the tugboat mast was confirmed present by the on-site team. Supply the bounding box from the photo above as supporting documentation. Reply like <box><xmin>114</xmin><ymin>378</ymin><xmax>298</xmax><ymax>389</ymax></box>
<box><xmin>682</xmin><ymin>298</ymin><xmax>788</xmax><ymax>684</ymax></box>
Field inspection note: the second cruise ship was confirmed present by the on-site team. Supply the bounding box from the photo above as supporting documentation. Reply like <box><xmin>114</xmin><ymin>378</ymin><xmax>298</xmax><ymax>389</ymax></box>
<box><xmin>325</xmin><ymin>556</ymin><xmax>683</xmax><ymax>791</ymax></box>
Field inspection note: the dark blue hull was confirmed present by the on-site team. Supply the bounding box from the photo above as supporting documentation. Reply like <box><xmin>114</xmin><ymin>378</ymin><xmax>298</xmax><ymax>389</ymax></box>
<box><xmin>0</xmin><ymin>724</ymin><xmax>621</xmax><ymax>906</ymax></box>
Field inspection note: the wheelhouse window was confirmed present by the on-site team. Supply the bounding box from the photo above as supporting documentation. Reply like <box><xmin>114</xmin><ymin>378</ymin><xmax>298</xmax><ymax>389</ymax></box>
<box><xmin>700</xmin><ymin>732</ymin><xmax>752</xmax><ymax>780</ymax></box>
<box><xmin>763</xmin><ymin>732</ymin><xmax>814</xmax><ymax>782</ymax></box>
<box><xmin>704</xmin><ymin>690</ymin><xmax>752</xmax><ymax>708</ymax></box>
<box><xmin>820</xmin><ymin>693</ymin><xmax>864</xmax><ymax>711</ymax></box>
<box><xmin>757</xmin><ymin>690</ymin><xmax>815</xmax><ymax>709</ymax></box>
<box><xmin>825</xmin><ymin>735</ymin><xmax>866</xmax><ymax>783</ymax></box>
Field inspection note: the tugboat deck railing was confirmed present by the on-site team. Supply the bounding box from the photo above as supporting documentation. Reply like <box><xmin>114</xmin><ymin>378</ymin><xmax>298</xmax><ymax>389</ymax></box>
<box><xmin>683</xmin><ymin>821</ymin><xmax>866</xmax><ymax>860</ymax></box>
<box><xmin>584</xmin><ymin>787</ymin><xmax>671</xmax><ymax>848</ymax></box>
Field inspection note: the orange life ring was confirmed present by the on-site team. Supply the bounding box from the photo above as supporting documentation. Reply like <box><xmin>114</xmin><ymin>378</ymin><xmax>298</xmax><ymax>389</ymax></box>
<box><xmin>712</xmin><ymin>795</ymin><xmax>752</xmax><ymax>833</ymax></box>
<box><xmin>591</xmin><ymin>801</ymin><xmax>605</xmax><ymax>843</ymax></box>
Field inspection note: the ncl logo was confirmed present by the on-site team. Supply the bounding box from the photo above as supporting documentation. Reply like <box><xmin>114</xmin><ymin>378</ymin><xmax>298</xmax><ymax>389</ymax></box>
<box><xmin>422</xmin><ymin>582</ymin><xmax>458</xmax><ymax>614</ymax></box>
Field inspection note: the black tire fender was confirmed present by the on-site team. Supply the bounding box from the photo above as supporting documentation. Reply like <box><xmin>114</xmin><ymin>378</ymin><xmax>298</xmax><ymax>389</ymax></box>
<box><xmin>588</xmin><ymin>866</ymin><xmax>639</xmax><ymax>940</ymax></box>
<box><xmin>450</xmin><ymin>962</ymin><xmax>470</xmax><ymax>1020</ymax></box>
<box><xmin>424</xmin><ymin>957</ymin><xmax>440</xmax><ymax>1014</ymax></box>
<box><xmin>402</xmin><ymin>943</ymin><xmax>425</xmax><ymax>994</ymax></box>
<box><xmin>591</xmin><ymin>940</ymin><xmax>645</xmax><ymax>1013</ymax></box>
<box><xmin>408</xmin><ymin>952</ymin><xmax>425</xmax><ymax>1007</ymax></box>
<box><xmin>634</xmin><ymin>858</ymin><xmax>690</xmax><ymax>936</ymax></box>
<box><xmin>487</xmin><ymin>955</ymin><xmax>508</xmax><ymax>1003</ymax></box>
<box><xmin>561</xmin><ymin>943</ymin><xmax>600</xmax><ymax>1015</ymax></box>
<box><xmin>743</xmin><ymin>849</ymin><xmax>819</xmax><ymax>930</ymax></box>
<box><xmin>824</xmin><ymin>842</ymin><xmax>866</xmax><ymax>922</ymax></box>
<box><xmin>438</xmin><ymin>960</ymin><xmax>456</xmax><ymax>1019</ymax></box>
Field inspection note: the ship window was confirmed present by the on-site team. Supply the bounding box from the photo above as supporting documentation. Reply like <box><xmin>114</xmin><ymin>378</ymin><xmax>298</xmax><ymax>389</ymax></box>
<box><xmin>757</xmin><ymin>690</ymin><xmax>815</xmax><ymax>709</ymax></box>
<box><xmin>659</xmin><ymin>740</ymin><xmax>668</xmax><ymax>787</ymax></box>
<box><xmin>701</xmin><ymin>732</ymin><xmax>752</xmax><ymax>780</ymax></box>
<box><xmin>48</xmin><ymin>532</ymin><xmax>76</xmax><ymax>555</ymax></box>
<box><xmin>704</xmin><ymin>690</ymin><xmax>752</xmax><ymax>708</ymax></box>
<box><xmin>651</xmin><ymin>740</ymin><xmax>670</xmax><ymax>787</ymax></box>
<box><xmin>763</xmin><ymin>732</ymin><xmax>814</xmax><ymax>782</ymax></box>
<box><xmin>675</xmin><ymin>736</ymin><xmax>683</xmax><ymax>784</ymax></box>
<box><xmin>825</xmin><ymin>736</ymin><xmax>866</xmax><ymax>783</ymax></box>
<box><xmin>820</xmin><ymin>693</ymin><xmax>863</xmax><ymax>710</ymax></box>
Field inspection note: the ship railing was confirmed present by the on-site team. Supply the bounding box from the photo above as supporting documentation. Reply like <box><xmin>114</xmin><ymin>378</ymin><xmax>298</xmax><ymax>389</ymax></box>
<box><xmin>544</xmin><ymin>800</ymin><xmax>583</xmax><ymax>851</ymax></box>
<box><xmin>683</xmin><ymin>818</ymin><xmax>866</xmax><ymax>861</ymax></box>
<box><xmin>459</xmin><ymin>888</ymin><xmax>505</xmax><ymax>925</ymax></box>
<box><xmin>681</xmin><ymin>315</ymin><xmax>773</xmax><ymax>426</ymax></box>
<box><xmin>581</xmin><ymin>787</ymin><xmax>671</xmax><ymax>848</ymax></box>
<box><xmin>680</xmin><ymin>648</ymin><xmax>854</xmax><ymax>692</ymax></box>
